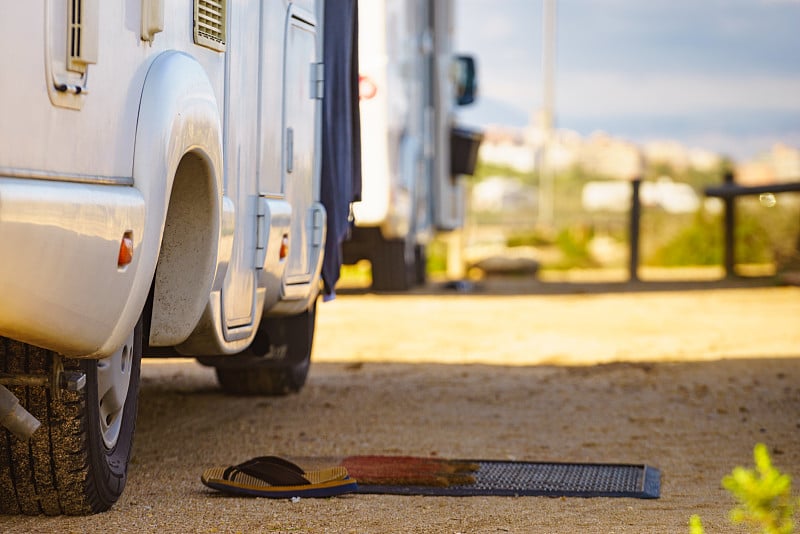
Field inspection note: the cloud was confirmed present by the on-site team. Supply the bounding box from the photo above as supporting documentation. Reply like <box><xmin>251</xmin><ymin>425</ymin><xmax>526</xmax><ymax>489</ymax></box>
<box><xmin>475</xmin><ymin>69</ymin><xmax>800</xmax><ymax>120</ymax></box>
<box><xmin>454</xmin><ymin>0</ymin><xmax>800</xmax><ymax>159</ymax></box>
<box><xmin>554</xmin><ymin>72</ymin><xmax>800</xmax><ymax>117</ymax></box>
<box><xmin>479</xmin><ymin>75</ymin><xmax>537</xmax><ymax>108</ymax></box>
<box><xmin>470</xmin><ymin>13</ymin><xmax>516</xmax><ymax>41</ymax></box>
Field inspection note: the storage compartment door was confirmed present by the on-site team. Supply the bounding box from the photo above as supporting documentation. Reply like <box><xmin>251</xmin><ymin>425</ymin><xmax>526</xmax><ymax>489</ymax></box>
<box><xmin>282</xmin><ymin>12</ymin><xmax>320</xmax><ymax>283</ymax></box>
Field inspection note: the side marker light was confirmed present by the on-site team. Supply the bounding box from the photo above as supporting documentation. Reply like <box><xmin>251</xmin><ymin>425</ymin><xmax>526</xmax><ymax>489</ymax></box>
<box><xmin>279</xmin><ymin>234</ymin><xmax>289</xmax><ymax>260</ymax></box>
<box><xmin>118</xmin><ymin>231</ymin><xmax>134</xmax><ymax>268</ymax></box>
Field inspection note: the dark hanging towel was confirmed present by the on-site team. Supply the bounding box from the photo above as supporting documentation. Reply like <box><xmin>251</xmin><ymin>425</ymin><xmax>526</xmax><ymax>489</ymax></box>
<box><xmin>320</xmin><ymin>0</ymin><xmax>362</xmax><ymax>298</ymax></box>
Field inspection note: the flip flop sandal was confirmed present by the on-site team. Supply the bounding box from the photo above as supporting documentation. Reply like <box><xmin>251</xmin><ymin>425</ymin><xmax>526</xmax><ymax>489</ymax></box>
<box><xmin>201</xmin><ymin>456</ymin><xmax>358</xmax><ymax>498</ymax></box>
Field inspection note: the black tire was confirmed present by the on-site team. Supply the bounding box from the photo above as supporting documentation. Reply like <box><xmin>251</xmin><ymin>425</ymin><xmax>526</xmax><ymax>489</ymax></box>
<box><xmin>413</xmin><ymin>244</ymin><xmax>427</xmax><ymax>286</ymax></box>
<box><xmin>0</xmin><ymin>320</ymin><xmax>142</xmax><ymax>515</ymax></box>
<box><xmin>214</xmin><ymin>303</ymin><xmax>316</xmax><ymax>396</ymax></box>
<box><xmin>371</xmin><ymin>237</ymin><xmax>413</xmax><ymax>291</ymax></box>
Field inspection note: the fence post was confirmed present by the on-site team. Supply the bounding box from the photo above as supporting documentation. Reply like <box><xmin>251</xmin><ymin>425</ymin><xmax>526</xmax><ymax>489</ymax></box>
<box><xmin>629</xmin><ymin>177</ymin><xmax>642</xmax><ymax>282</ymax></box>
<box><xmin>721</xmin><ymin>170</ymin><xmax>737</xmax><ymax>277</ymax></box>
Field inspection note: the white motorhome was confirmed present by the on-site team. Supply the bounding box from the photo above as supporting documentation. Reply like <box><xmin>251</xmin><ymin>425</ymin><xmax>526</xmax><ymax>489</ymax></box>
<box><xmin>342</xmin><ymin>0</ymin><xmax>479</xmax><ymax>291</ymax></box>
<box><xmin>0</xmin><ymin>0</ymin><xmax>356</xmax><ymax>515</ymax></box>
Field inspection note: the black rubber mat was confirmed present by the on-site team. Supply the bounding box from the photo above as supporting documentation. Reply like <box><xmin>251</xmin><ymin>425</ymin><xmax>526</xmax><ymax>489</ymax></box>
<box><xmin>356</xmin><ymin>460</ymin><xmax>661</xmax><ymax>499</ymax></box>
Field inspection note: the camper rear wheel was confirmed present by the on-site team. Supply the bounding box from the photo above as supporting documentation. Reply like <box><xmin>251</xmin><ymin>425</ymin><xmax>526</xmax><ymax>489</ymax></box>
<box><xmin>214</xmin><ymin>303</ymin><xmax>316</xmax><ymax>396</ymax></box>
<box><xmin>414</xmin><ymin>244</ymin><xmax>427</xmax><ymax>286</ymax></box>
<box><xmin>0</xmin><ymin>320</ymin><xmax>142</xmax><ymax>515</ymax></box>
<box><xmin>371</xmin><ymin>237</ymin><xmax>414</xmax><ymax>291</ymax></box>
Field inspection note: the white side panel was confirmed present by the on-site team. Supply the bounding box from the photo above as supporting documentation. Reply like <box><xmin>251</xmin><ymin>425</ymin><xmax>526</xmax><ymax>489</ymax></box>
<box><xmin>0</xmin><ymin>1</ymin><xmax>225</xmax><ymax>181</ymax></box>
<box><xmin>258</xmin><ymin>5</ymin><xmax>288</xmax><ymax>196</ymax></box>
<box><xmin>354</xmin><ymin>0</ymin><xmax>429</xmax><ymax>241</ymax></box>
<box><xmin>221</xmin><ymin>0</ymin><xmax>261</xmax><ymax>328</ymax></box>
<box><xmin>353</xmin><ymin>0</ymin><xmax>391</xmax><ymax>226</ymax></box>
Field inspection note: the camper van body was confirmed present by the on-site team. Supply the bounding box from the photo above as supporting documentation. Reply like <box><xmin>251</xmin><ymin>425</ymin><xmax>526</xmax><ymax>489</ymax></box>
<box><xmin>0</xmin><ymin>0</ymin><xmax>329</xmax><ymax>514</ymax></box>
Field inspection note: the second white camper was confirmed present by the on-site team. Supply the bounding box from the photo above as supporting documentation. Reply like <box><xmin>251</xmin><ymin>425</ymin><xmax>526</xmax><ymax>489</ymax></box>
<box><xmin>343</xmin><ymin>0</ymin><xmax>480</xmax><ymax>291</ymax></box>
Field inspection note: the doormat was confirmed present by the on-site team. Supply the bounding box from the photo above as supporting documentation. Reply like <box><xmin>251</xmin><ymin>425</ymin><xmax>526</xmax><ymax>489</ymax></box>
<box><xmin>333</xmin><ymin>456</ymin><xmax>660</xmax><ymax>498</ymax></box>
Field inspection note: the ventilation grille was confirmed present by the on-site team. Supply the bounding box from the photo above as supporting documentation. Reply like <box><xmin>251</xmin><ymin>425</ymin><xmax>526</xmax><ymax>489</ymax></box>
<box><xmin>67</xmin><ymin>0</ymin><xmax>98</xmax><ymax>73</ymax></box>
<box><xmin>194</xmin><ymin>0</ymin><xmax>227</xmax><ymax>52</ymax></box>
<box><xmin>68</xmin><ymin>0</ymin><xmax>83</xmax><ymax>69</ymax></box>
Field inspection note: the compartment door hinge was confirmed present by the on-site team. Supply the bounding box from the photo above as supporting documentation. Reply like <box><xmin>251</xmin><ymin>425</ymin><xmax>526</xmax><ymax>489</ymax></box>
<box><xmin>311</xmin><ymin>206</ymin><xmax>324</xmax><ymax>247</ymax></box>
<box><xmin>255</xmin><ymin>197</ymin><xmax>268</xmax><ymax>269</ymax></box>
<box><xmin>310</xmin><ymin>62</ymin><xmax>324</xmax><ymax>100</ymax></box>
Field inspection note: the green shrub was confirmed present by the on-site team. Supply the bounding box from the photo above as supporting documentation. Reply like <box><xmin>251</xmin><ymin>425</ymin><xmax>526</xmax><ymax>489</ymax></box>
<box><xmin>506</xmin><ymin>225</ymin><xmax>598</xmax><ymax>270</ymax></box>
<box><xmin>426</xmin><ymin>238</ymin><xmax>448</xmax><ymax>275</ymax></box>
<box><xmin>506</xmin><ymin>229</ymin><xmax>555</xmax><ymax>248</ymax></box>
<box><xmin>553</xmin><ymin>226</ymin><xmax>597</xmax><ymax>269</ymax></box>
<box><xmin>690</xmin><ymin>443</ymin><xmax>799</xmax><ymax>534</ymax></box>
<box><xmin>648</xmin><ymin>211</ymin><xmax>773</xmax><ymax>267</ymax></box>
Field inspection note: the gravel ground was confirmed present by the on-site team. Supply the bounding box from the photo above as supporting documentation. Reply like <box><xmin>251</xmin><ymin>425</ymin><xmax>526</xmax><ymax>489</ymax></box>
<box><xmin>2</xmin><ymin>277</ymin><xmax>799</xmax><ymax>533</ymax></box>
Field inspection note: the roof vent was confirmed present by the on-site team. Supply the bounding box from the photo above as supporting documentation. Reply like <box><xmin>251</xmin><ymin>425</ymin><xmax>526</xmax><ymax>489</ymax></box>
<box><xmin>194</xmin><ymin>0</ymin><xmax>227</xmax><ymax>52</ymax></box>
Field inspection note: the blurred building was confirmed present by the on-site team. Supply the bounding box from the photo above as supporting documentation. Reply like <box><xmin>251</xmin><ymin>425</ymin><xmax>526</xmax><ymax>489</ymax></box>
<box><xmin>478</xmin><ymin>124</ymin><xmax>579</xmax><ymax>174</ymax></box>
<box><xmin>643</xmin><ymin>140</ymin><xmax>690</xmax><ymax>171</ymax></box>
<box><xmin>581</xmin><ymin>180</ymin><xmax>631</xmax><ymax>213</ymax></box>
<box><xmin>471</xmin><ymin>176</ymin><xmax>537</xmax><ymax>212</ymax></box>
<box><xmin>643</xmin><ymin>140</ymin><xmax>721</xmax><ymax>172</ymax></box>
<box><xmin>478</xmin><ymin>128</ymin><xmax>535</xmax><ymax>172</ymax></box>
<box><xmin>582</xmin><ymin>176</ymin><xmax>700</xmax><ymax>214</ymax></box>
<box><xmin>579</xmin><ymin>132</ymin><xmax>642</xmax><ymax>180</ymax></box>
<box><xmin>476</xmin><ymin>123</ymin><xmax>796</xmax><ymax>190</ymax></box>
<box><xmin>640</xmin><ymin>177</ymin><xmax>701</xmax><ymax>213</ymax></box>
<box><xmin>736</xmin><ymin>143</ymin><xmax>800</xmax><ymax>185</ymax></box>
<box><xmin>479</xmin><ymin>124</ymin><xmax>644</xmax><ymax>180</ymax></box>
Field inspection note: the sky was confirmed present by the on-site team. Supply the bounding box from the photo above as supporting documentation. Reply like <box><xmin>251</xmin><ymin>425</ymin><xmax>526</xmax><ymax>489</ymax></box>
<box><xmin>454</xmin><ymin>0</ymin><xmax>800</xmax><ymax>161</ymax></box>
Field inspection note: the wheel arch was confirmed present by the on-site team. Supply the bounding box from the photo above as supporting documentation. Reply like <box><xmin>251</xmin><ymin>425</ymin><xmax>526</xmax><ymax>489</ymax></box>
<box><xmin>129</xmin><ymin>51</ymin><xmax>229</xmax><ymax>349</ymax></box>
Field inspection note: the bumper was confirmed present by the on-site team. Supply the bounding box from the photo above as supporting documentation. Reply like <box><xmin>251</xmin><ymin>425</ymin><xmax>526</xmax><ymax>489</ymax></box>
<box><xmin>0</xmin><ymin>178</ymin><xmax>145</xmax><ymax>357</ymax></box>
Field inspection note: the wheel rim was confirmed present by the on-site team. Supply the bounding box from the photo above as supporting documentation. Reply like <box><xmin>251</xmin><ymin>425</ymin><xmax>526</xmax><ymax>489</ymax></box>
<box><xmin>95</xmin><ymin>332</ymin><xmax>134</xmax><ymax>449</ymax></box>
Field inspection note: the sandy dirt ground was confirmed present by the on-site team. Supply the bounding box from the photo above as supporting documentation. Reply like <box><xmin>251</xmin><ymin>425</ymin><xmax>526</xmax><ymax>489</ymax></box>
<box><xmin>2</xmin><ymin>276</ymin><xmax>800</xmax><ymax>533</ymax></box>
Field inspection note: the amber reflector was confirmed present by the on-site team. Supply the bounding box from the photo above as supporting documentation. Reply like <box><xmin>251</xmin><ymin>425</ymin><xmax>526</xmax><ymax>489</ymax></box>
<box><xmin>279</xmin><ymin>234</ymin><xmax>289</xmax><ymax>260</ymax></box>
<box><xmin>118</xmin><ymin>232</ymin><xmax>134</xmax><ymax>268</ymax></box>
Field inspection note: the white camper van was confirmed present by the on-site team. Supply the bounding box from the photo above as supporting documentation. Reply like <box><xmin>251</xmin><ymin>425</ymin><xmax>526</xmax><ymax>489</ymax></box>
<box><xmin>0</xmin><ymin>0</ymin><xmax>358</xmax><ymax>515</ymax></box>
<box><xmin>342</xmin><ymin>0</ymin><xmax>480</xmax><ymax>291</ymax></box>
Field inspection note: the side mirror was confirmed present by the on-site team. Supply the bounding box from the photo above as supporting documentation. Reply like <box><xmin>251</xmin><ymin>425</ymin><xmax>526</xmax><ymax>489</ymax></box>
<box><xmin>453</xmin><ymin>55</ymin><xmax>477</xmax><ymax>106</ymax></box>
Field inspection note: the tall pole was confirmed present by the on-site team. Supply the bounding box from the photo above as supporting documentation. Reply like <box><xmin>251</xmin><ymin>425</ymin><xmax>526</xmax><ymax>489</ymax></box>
<box><xmin>537</xmin><ymin>0</ymin><xmax>557</xmax><ymax>229</ymax></box>
<box><xmin>628</xmin><ymin>178</ymin><xmax>642</xmax><ymax>281</ymax></box>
